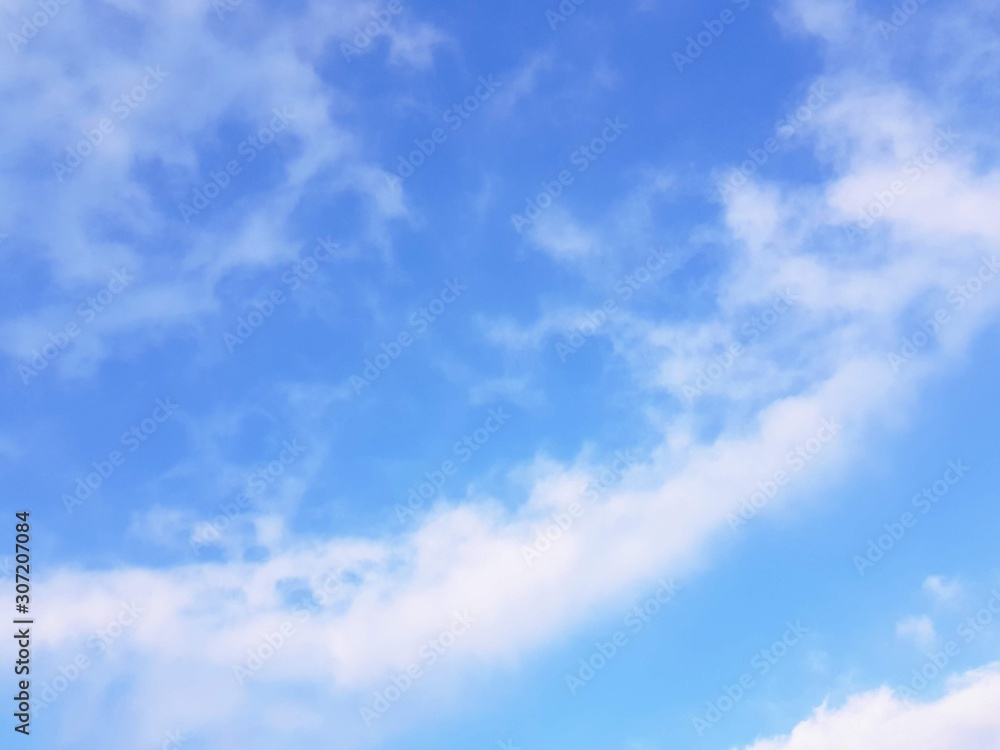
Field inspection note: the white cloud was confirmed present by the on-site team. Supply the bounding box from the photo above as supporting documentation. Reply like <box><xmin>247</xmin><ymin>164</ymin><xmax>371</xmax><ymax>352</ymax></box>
<box><xmin>385</xmin><ymin>22</ymin><xmax>450</xmax><ymax>69</ymax></box>
<box><xmin>0</xmin><ymin>0</ymin><xmax>439</xmax><ymax>374</ymax></box>
<box><xmin>740</xmin><ymin>664</ymin><xmax>1000</xmax><ymax>750</ymax></box>
<box><xmin>128</xmin><ymin>505</ymin><xmax>196</xmax><ymax>548</ymax></box>
<box><xmin>777</xmin><ymin>0</ymin><xmax>858</xmax><ymax>42</ymax></box>
<box><xmin>525</xmin><ymin>208</ymin><xmax>603</xmax><ymax>261</ymax></box>
<box><xmin>924</xmin><ymin>575</ymin><xmax>963</xmax><ymax>605</ymax></box>
<box><xmin>896</xmin><ymin>615</ymin><xmax>937</xmax><ymax>649</ymax></box>
<box><xmin>488</xmin><ymin>51</ymin><xmax>555</xmax><ymax>116</ymax></box>
<box><xmin>22</xmin><ymin>0</ymin><xmax>1000</xmax><ymax>745</ymax></box>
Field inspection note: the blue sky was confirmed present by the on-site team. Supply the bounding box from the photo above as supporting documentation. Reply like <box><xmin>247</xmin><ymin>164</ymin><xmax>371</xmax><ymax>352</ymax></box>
<box><xmin>2</xmin><ymin>0</ymin><xmax>1000</xmax><ymax>748</ymax></box>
